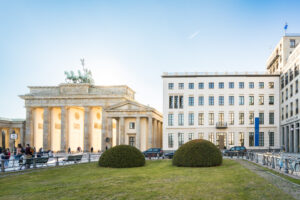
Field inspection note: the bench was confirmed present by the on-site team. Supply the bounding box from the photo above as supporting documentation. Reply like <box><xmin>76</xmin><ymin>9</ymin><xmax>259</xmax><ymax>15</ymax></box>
<box><xmin>19</xmin><ymin>157</ymin><xmax>49</xmax><ymax>170</ymax></box>
<box><xmin>35</xmin><ymin>157</ymin><xmax>49</xmax><ymax>167</ymax></box>
<box><xmin>19</xmin><ymin>158</ymin><xmax>33</xmax><ymax>170</ymax></box>
<box><xmin>63</xmin><ymin>155</ymin><xmax>83</xmax><ymax>164</ymax></box>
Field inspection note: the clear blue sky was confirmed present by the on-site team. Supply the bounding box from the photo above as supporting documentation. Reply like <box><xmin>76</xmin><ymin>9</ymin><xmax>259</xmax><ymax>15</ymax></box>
<box><xmin>1</xmin><ymin>0</ymin><xmax>300</xmax><ymax>118</ymax></box>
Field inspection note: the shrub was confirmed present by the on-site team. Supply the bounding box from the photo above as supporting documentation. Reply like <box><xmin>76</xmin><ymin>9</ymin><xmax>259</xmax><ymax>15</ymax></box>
<box><xmin>99</xmin><ymin>145</ymin><xmax>145</xmax><ymax>168</ymax></box>
<box><xmin>172</xmin><ymin>139</ymin><xmax>222</xmax><ymax>167</ymax></box>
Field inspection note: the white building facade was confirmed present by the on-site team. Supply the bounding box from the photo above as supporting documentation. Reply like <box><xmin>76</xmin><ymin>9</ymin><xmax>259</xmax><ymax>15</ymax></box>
<box><xmin>162</xmin><ymin>73</ymin><xmax>280</xmax><ymax>152</ymax></box>
<box><xmin>267</xmin><ymin>34</ymin><xmax>300</xmax><ymax>153</ymax></box>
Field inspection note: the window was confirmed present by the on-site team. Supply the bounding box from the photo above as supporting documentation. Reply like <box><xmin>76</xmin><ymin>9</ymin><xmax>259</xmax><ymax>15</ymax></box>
<box><xmin>229</xmin><ymin>112</ymin><xmax>234</xmax><ymax>125</ymax></box>
<box><xmin>249</xmin><ymin>132</ymin><xmax>254</xmax><ymax>146</ymax></box>
<box><xmin>229</xmin><ymin>82</ymin><xmax>234</xmax><ymax>88</ymax></box>
<box><xmin>286</xmin><ymin>88</ymin><xmax>288</xmax><ymax>100</ymax></box>
<box><xmin>174</xmin><ymin>96</ymin><xmax>178</xmax><ymax>108</ymax></box>
<box><xmin>188</xmin><ymin>133</ymin><xmax>193</xmax><ymax>141</ymax></box>
<box><xmin>188</xmin><ymin>96</ymin><xmax>194</xmax><ymax>106</ymax></box>
<box><xmin>129</xmin><ymin>136</ymin><xmax>135</xmax><ymax>146</ymax></box>
<box><xmin>209</xmin><ymin>132</ymin><xmax>214</xmax><ymax>143</ymax></box>
<box><xmin>239</xmin><ymin>113</ymin><xmax>244</xmax><ymax>125</ymax></box>
<box><xmin>296</xmin><ymin>99</ymin><xmax>299</xmax><ymax>114</ymax></box>
<box><xmin>209</xmin><ymin>113</ymin><xmax>214</xmax><ymax>125</ymax></box>
<box><xmin>259</xmin><ymin>132</ymin><xmax>264</xmax><ymax>146</ymax></box>
<box><xmin>228</xmin><ymin>132</ymin><xmax>234</xmax><ymax>145</ymax></box>
<box><xmin>282</xmin><ymin>107</ymin><xmax>284</xmax><ymax>120</ymax></box>
<box><xmin>239</xmin><ymin>96</ymin><xmax>244</xmax><ymax>105</ymax></box>
<box><xmin>239</xmin><ymin>132</ymin><xmax>244</xmax><ymax>146</ymax></box>
<box><xmin>188</xmin><ymin>113</ymin><xmax>194</xmax><ymax>125</ymax></box>
<box><xmin>259</xmin><ymin>95</ymin><xmax>264</xmax><ymax>105</ymax></box>
<box><xmin>269</xmin><ymin>112</ymin><xmax>274</xmax><ymax>124</ymax></box>
<box><xmin>169</xmin><ymin>96</ymin><xmax>173</xmax><ymax>108</ymax></box>
<box><xmin>285</xmin><ymin>72</ymin><xmax>288</xmax><ymax>85</ymax></box>
<box><xmin>268</xmin><ymin>82</ymin><xmax>274</xmax><ymax>89</ymax></box>
<box><xmin>218</xmin><ymin>113</ymin><xmax>224</xmax><ymax>124</ymax></box>
<box><xmin>239</xmin><ymin>82</ymin><xmax>244</xmax><ymax>89</ymax></box>
<box><xmin>286</xmin><ymin>105</ymin><xmax>288</xmax><ymax>118</ymax></box>
<box><xmin>219</xmin><ymin>82</ymin><xmax>224</xmax><ymax>89</ymax></box>
<box><xmin>281</xmin><ymin>76</ymin><xmax>284</xmax><ymax>89</ymax></box>
<box><xmin>189</xmin><ymin>83</ymin><xmax>194</xmax><ymax>89</ymax></box>
<box><xmin>290</xmin><ymin>39</ymin><xmax>296</xmax><ymax>48</ymax></box>
<box><xmin>249</xmin><ymin>112</ymin><xmax>254</xmax><ymax>124</ymax></box>
<box><xmin>179</xmin><ymin>96</ymin><xmax>184</xmax><ymax>109</ymax></box>
<box><xmin>198</xmin><ymin>132</ymin><xmax>204</xmax><ymax>139</ymax></box>
<box><xmin>249</xmin><ymin>96</ymin><xmax>254</xmax><ymax>105</ymax></box>
<box><xmin>168</xmin><ymin>133</ymin><xmax>174</xmax><ymax>148</ymax></box>
<box><xmin>290</xmin><ymin>102</ymin><xmax>293</xmax><ymax>117</ymax></box>
<box><xmin>168</xmin><ymin>83</ymin><xmax>174</xmax><ymax>90</ymax></box>
<box><xmin>269</xmin><ymin>96</ymin><xmax>274</xmax><ymax>105</ymax></box>
<box><xmin>295</xmin><ymin>65</ymin><xmax>299</xmax><ymax>77</ymax></box>
<box><xmin>178</xmin><ymin>83</ymin><xmax>184</xmax><ymax>89</ymax></box>
<box><xmin>219</xmin><ymin>96</ymin><xmax>224</xmax><ymax>105</ymax></box>
<box><xmin>198</xmin><ymin>82</ymin><xmax>204</xmax><ymax>89</ymax></box>
<box><xmin>209</xmin><ymin>82</ymin><xmax>214</xmax><ymax>89</ymax></box>
<box><xmin>178</xmin><ymin>113</ymin><xmax>184</xmax><ymax>126</ymax></box>
<box><xmin>178</xmin><ymin>133</ymin><xmax>184</xmax><ymax>147</ymax></box>
<box><xmin>198</xmin><ymin>96</ymin><xmax>204</xmax><ymax>106</ymax></box>
<box><xmin>249</xmin><ymin>82</ymin><xmax>254</xmax><ymax>89</ymax></box>
<box><xmin>282</xmin><ymin>91</ymin><xmax>284</xmax><ymax>103</ymax></box>
<box><xmin>269</xmin><ymin>132</ymin><xmax>274</xmax><ymax>146</ymax></box>
<box><xmin>290</xmin><ymin>84</ymin><xmax>293</xmax><ymax>97</ymax></box>
<box><xmin>259</xmin><ymin>113</ymin><xmax>264</xmax><ymax>124</ymax></box>
<box><xmin>168</xmin><ymin>114</ymin><xmax>174</xmax><ymax>126</ymax></box>
<box><xmin>198</xmin><ymin>113</ymin><xmax>204</xmax><ymax>125</ymax></box>
<box><xmin>229</xmin><ymin>96</ymin><xmax>234</xmax><ymax>105</ymax></box>
<box><xmin>296</xmin><ymin>80</ymin><xmax>299</xmax><ymax>93</ymax></box>
<box><xmin>259</xmin><ymin>82</ymin><xmax>264</xmax><ymax>89</ymax></box>
<box><xmin>209</xmin><ymin>96</ymin><xmax>214</xmax><ymax>105</ymax></box>
<box><xmin>129</xmin><ymin>122</ymin><xmax>135</xmax><ymax>129</ymax></box>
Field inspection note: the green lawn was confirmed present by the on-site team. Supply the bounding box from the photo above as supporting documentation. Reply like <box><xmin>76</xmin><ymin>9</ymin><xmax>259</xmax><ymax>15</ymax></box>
<box><xmin>0</xmin><ymin>160</ymin><xmax>294</xmax><ymax>200</ymax></box>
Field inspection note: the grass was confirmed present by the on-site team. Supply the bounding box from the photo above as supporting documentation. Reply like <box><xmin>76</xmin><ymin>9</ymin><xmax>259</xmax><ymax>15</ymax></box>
<box><xmin>248</xmin><ymin>160</ymin><xmax>300</xmax><ymax>185</ymax></box>
<box><xmin>0</xmin><ymin>160</ymin><xmax>294</xmax><ymax>200</ymax></box>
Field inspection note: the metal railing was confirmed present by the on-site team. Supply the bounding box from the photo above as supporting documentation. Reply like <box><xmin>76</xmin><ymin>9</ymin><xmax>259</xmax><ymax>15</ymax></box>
<box><xmin>0</xmin><ymin>153</ymin><xmax>101</xmax><ymax>173</ymax></box>
<box><xmin>224</xmin><ymin>151</ymin><xmax>300</xmax><ymax>177</ymax></box>
<box><xmin>216</xmin><ymin>122</ymin><xmax>227</xmax><ymax>129</ymax></box>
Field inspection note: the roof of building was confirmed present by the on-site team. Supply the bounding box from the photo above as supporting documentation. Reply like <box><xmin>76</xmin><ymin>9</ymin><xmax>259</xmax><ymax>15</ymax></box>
<box><xmin>162</xmin><ymin>71</ymin><xmax>280</xmax><ymax>78</ymax></box>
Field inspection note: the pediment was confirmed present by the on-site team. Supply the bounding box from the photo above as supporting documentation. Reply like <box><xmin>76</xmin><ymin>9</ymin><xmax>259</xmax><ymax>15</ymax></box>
<box><xmin>106</xmin><ymin>100</ymin><xmax>151</xmax><ymax>112</ymax></box>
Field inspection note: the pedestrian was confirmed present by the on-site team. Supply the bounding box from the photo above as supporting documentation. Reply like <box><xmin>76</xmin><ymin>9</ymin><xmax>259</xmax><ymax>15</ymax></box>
<box><xmin>68</xmin><ymin>147</ymin><xmax>71</xmax><ymax>154</ymax></box>
<box><xmin>4</xmin><ymin>148</ymin><xmax>11</xmax><ymax>167</ymax></box>
<box><xmin>15</xmin><ymin>144</ymin><xmax>23</xmax><ymax>161</ymax></box>
<box><xmin>25</xmin><ymin>144</ymin><xmax>33</xmax><ymax>169</ymax></box>
<box><xmin>0</xmin><ymin>147</ymin><xmax>2</xmax><ymax>154</ymax></box>
<box><xmin>90</xmin><ymin>147</ymin><xmax>93</xmax><ymax>153</ymax></box>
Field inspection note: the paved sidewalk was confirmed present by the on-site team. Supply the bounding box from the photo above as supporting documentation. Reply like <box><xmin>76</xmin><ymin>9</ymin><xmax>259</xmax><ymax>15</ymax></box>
<box><xmin>237</xmin><ymin>159</ymin><xmax>300</xmax><ymax>200</ymax></box>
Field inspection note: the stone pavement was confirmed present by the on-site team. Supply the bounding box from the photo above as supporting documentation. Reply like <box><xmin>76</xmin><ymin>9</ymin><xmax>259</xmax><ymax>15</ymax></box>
<box><xmin>237</xmin><ymin>159</ymin><xmax>300</xmax><ymax>200</ymax></box>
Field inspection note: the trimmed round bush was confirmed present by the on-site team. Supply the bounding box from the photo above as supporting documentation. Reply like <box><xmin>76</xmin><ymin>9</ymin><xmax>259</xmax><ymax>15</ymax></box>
<box><xmin>99</xmin><ymin>145</ymin><xmax>145</xmax><ymax>168</ymax></box>
<box><xmin>172</xmin><ymin>139</ymin><xmax>222</xmax><ymax>167</ymax></box>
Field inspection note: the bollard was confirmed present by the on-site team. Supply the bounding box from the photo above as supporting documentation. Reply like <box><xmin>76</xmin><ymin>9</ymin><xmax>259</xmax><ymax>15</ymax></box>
<box><xmin>56</xmin><ymin>157</ymin><xmax>59</xmax><ymax>166</ymax></box>
<box><xmin>284</xmin><ymin>158</ymin><xmax>289</xmax><ymax>173</ymax></box>
<box><xmin>272</xmin><ymin>157</ymin><xmax>275</xmax><ymax>169</ymax></box>
<box><xmin>1</xmin><ymin>160</ymin><xmax>4</xmax><ymax>172</ymax></box>
<box><xmin>33</xmin><ymin>158</ymin><xmax>37</xmax><ymax>168</ymax></box>
<box><xmin>88</xmin><ymin>153</ymin><xmax>91</xmax><ymax>163</ymax></box>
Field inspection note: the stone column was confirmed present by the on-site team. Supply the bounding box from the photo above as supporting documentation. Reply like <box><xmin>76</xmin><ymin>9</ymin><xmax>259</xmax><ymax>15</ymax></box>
<box><xmin>116</xmin><ymin>119</ymin><xmax>120</xmax><ymax>145</ymax></box>
<box><xmin>120</xmin><ymin>117</ymin><xmax>125</xmax><ymax>144</ymax></box>
<box><xmin>136</xmin><ymin>116</ymin><xmax>141</xmax><ymax>149</ymax></box>
<box><xmin>8</xmin><ymin>128</ymin><xmax>13</xmax><ymax>152</ymax></box>
<box><xmin>107</xmin><ymin>117</ymin><xmax>112</xmax><ymax>148</ymax></box>
<box><xmin>294</xmin><ymin>123</ymin><xmax>299</xmax><ymax>153</ymax></box>
<box><xmin>25</xmin><ymin>107</ymin><xmax>33</xmax><ymax>146</ymax></box>
<box><xmin>289</xmin><ymin>126</ymin><xmax>294</xmax><ymax>153</ymax></box>
<box><xmin>84</xmin><ymin>107</ymin><xmax>91</xmax><ymax>152</ymax></box>
<box><xmin>60</xmin><ymin>107</ymin><xmax>69</xmax><ymax>152</ymax></box>
<box><xmin>101</xmin><ymin>111</ymin><xmax>107</xmax><ymax>151</ymax></box>
<box><xmin>19</xmin><ymin>125</ymin><xmax>24</xmax><ymax>147</ymax></box>
<box><xmin>43</xmin><ymin>107</ymin><xmax>51</xmax><ymax>151</ymax></box>
<box><xmin>285</xmin><ymin>126</ymin><xmax>289</xmax><ymax>152</ymax></box>
<box><xmin>148</xmin><ymin>116</ymin><xmax>152</xmax><ymax>149</ymax></box>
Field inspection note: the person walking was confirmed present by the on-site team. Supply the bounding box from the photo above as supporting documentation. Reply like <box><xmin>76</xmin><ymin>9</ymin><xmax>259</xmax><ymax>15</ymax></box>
<box><xmin>90</xmin><ymin>147</ymin><xmax>94</xmax><ymax>153</ymax></box>
<box><xmin>4</xmin><ymin>148</ymin><xmax>11</xmax><ymax>167</ymax></box>
<box><xmin>68</xmin><ymin>147</ymin><xmax>71</xmax><ymax>154</ymax></box>
<box><xmin>15</xmin><ymin>144</ymin><xmax>23</xmax><ymax>161</ymax></box>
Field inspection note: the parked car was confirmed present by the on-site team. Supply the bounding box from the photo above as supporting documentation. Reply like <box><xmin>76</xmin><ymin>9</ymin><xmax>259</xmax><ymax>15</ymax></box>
<box><xmin>223</xmin><ymin>146</ymin><xmax>247</xmax><ymax>156</ymax></box>
<box><xmin>164</xmin><ymin>152</ymin><xmax>175</xmax><ymax>159</ymax></box>
<box><xmin>143</xmin><ymin>148</ymin><xmax>164</xmax><ymax>158</ymax></box>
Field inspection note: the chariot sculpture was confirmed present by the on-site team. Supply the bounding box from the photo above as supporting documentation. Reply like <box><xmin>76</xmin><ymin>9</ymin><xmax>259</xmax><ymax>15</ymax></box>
<box><xmin>64</xmin><ymin>59</ymin><xmax>94</xmax><ymax>84</ymax></box>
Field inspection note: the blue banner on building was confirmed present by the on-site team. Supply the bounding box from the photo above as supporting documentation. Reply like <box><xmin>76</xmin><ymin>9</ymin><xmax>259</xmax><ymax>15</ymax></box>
<box><xmin>255</xmin><ymin>117</ymin><xmax>259</xmax><ymax>146</ymax></box>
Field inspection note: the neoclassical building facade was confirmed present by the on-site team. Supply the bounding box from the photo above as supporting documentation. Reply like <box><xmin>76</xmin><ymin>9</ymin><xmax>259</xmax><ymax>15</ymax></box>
<box><xmin>18</xmin><ymin>83</ymin><xmax>162</xmax><ymax>152</ymax></box>
<box><xmin>0</xmin><ymin>118</ymin><xmax>25</xmax><ymax>150</ymax></box>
